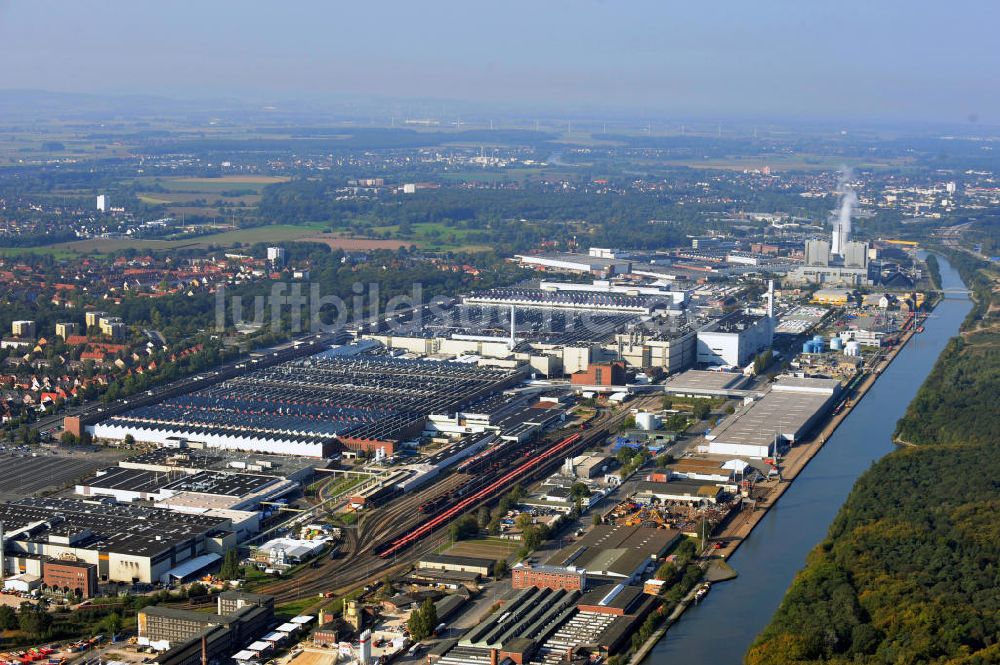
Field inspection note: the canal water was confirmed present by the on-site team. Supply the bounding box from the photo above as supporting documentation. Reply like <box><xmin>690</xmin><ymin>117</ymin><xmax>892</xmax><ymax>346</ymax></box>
<box><xmin>645</xmin><ymin>253</ymin><xmax>972</xmax><ymax>664</ymax></box>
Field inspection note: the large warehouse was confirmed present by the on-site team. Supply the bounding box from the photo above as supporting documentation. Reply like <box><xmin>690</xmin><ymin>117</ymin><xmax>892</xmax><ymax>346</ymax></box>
<box><xmin>464</xmin><ymin>287</ymin><xmax>674</xmax><ymax>315</ymax></box>
<box><xmin>89</xmin><ymin>347</ymin><xmax>523</xmax><ymax>457</ymax></box>
<box><xmin>75</xmin><ymin>467</ymin><xmax>297</xmax><ymax>512</ymax></box>
<box><xmin>0</xmin><ymin>497</ymin><xmax>236</xmax><ymax>584</ymax></box>
<box><xmin>545</xmin><ymin>525</ymin><xmax>680</xmax><ymax>584</ymax></box>
<box><xmin>706</xmin><ymin>376</ymin><xmax>841</xmax><ymax>458</ymax></box>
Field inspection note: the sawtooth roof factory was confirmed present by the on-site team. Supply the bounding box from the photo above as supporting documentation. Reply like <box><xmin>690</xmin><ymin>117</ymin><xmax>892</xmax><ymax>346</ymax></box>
<box><xmin>88</xmin><ymin>346</ymin><xmax>523</xmax><ymax>457</ymax></box>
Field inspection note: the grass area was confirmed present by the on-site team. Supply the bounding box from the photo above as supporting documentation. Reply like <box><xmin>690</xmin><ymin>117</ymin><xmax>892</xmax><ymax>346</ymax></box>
<box><xmin>132</xmin><ymin>175</ymin><xmax>290</xmax><ymax>193</ymax></box>
<box><xmin>309</xmin><ymin>473</ymin><xmax>365</xmax><ymax>499</ymax></box>
<box><xmin>138</xmin><ymin>192</ymin><xmax>261</xmax><ymax>205</ymax></box>
<box><xmin>274</xmin><ymin>597</ymin><xmax>319</xmax><ymax>621</ymax></box>
<box><xmin>445</xmin><ymin>536</ymin><xmax>519</xmax><ymax>562</ymax></box>
<box><xmin>368</xmin><ymin>222</ymin><xmax>493</xmax><ymax>252</ymax></box>
<box><xmin>0</xmin><ymin>222</ymin><xmax>328</xmax><ymax>257</ymax></box>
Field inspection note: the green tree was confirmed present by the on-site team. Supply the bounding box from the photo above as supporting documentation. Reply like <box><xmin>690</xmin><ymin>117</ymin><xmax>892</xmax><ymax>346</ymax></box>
<box><xmin>493</xmin><ymin>559</ymin><xmax>508</xmax><ymax>579</ymax></box>
<box><xmin>407</xmin><ymin>598</ymin><xmax>438</xmax><ymax>641</ymax></box>
<box><xmin>0</xmin><ymin>604</ymin><xmax>17</xmax><ymax>630</ymax></box>
<box><xmin>100</xmin><ymin>612</ymin><xmax>122</xmax><ymax>636</ymax></box>
<box><xmin>17</xmin><ymin>603</ymin><xmax>52</xmax><ymax>635</ymax></box>
<box><xmin>219</xmin><ymin>548</ymin><xmax>241</xmax><ymax>580</ymax></box>
<box><xmin>186</xmin><ymin>582</ymin><xmax>208</xmax><ymax>598</ymax></box>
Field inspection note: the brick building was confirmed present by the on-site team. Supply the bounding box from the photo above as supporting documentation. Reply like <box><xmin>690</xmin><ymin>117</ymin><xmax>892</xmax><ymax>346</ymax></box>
<box><xmin>570</xmin><ymin>361</ymin><xmax>627</xmax><ymax>387</ymax></box>
<box><xmin>511</xmin><ymin>563</ymin><xmax>586</xmax><ymax>591</ymax></box>
<box><xmin>42</xmin><ymin>559</ymin><xmax>99</xmax><ymax>598</ymax></box>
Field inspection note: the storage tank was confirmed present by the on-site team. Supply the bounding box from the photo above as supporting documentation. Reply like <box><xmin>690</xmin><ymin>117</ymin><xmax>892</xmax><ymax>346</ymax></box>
<box><xmin>844</xmin><ymin>340</ymin><xmax>861</xmax><ymax>357</ymax></box>
<box><xmin>830</xmin><ymin>336</ymin><xmax>844</xmax><ymax>351</ymax></box>
<box><xmin>636</xmin><ymin>412</ymin><xmax>662</xmax><ymax>431</ymax></box>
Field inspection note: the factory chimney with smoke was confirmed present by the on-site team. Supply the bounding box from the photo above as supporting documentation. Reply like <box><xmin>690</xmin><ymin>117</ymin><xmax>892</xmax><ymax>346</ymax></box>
<box><xmin>831</xmin><ymin>174</ymin><xmax>858</xmax><ymax>257</ymax></box>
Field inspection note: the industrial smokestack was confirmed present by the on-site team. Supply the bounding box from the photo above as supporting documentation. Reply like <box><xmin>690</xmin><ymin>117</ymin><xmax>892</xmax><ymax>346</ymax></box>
<box><xmin>509</xmin><ymin>306</ymin><xmax>516</xmax><ymax>350</ymax></box>
<box><xmin>767</xmin><ymin>280</ymin><xmax>774</xmax><ymax>320</ymax></box>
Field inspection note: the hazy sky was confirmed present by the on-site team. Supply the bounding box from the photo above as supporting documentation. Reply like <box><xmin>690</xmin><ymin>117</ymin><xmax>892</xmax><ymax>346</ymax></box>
<box><xmin>2</xmin><ymin>0</ymin><xmax>998</xmax><ymax>123</ymax></box>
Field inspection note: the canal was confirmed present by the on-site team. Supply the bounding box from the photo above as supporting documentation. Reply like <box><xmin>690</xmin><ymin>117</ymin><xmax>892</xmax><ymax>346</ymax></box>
<box><xmin>645</xmin><ymin>253</ymin><xmax>972</xmax><ymax>664</ymax></box>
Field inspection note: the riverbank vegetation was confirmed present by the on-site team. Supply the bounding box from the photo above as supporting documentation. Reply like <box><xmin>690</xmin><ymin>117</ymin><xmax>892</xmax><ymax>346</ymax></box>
<box><xmin>746</xmin><ymin>253</ymin><xmax>1000</xmax><ymax>665</ymax></box>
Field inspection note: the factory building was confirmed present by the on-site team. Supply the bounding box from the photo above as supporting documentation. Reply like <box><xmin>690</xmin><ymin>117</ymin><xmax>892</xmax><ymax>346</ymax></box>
<box><xmin>538</xmin><ymin>280</ymin><xmax>688</xmax><ymax>307</ymax></box>
<box><xmin>436</xmin><ymin>582</ymin><xmax>657</xmax><ymax>664</ymax></box>
<box><xmin>570</xmin><ymin>360</ymin><xmax>627</xmax><ymax>388</ymax></box>
<box><xmin>42</xmin><ymin>559</ymin><xmax>99</xmax><ymax>598</ymax></box>
<box><xmin>706</xmin><ymin>376</ymin><xmax>841</xmax><ymax>458</ymax></box>
<box><xmin>418</xmin><ymin>554</ymin><xmax>494</xmax><ymax>578</ymax></box>
<box><xmin>634</xmin><ymin>478</ymin><xmax>725</xmax><ymax>505</ymax></box>
<box><xmin>514</xmin><ymin>252</ymin><xmax>632</xmax><ymax>277</ymax></box>
<box><xmin>609</xmin><ymin>327</ymin><xmax>697</xmax><ymax>374</ymax></box>
<box><xmin>89</xmin><ymin>349</ymin><xmax>522</xmax><ymax>458</ymax></box>
<box><xmin>545</xmin><ymin>525</ymin><xmax>680</xmax><ymax>584</ymax></box>
<box><xmin>139</xmin><ymin>592</ymin><xmax>275</xmax><ymax>662</ymax></box>
<box><xmin>511</xmin><ymin>562</ymin><xmax>586</xmax><ymax>591</ymax></box>
<box><xmin>696</xmin><ymin>312</ymin><xmax>774</xmax><ymax>367</ymax></box>
<box><xmin>464</xmin><ymin>288</ymin><xmax>672</xmax><ymax>315</ymax></box>
<box><xmin>789</xmin><ymin>239</ymin><xmax>873</xmax><ymax>286</ymax></box>
<box><xmin>0</xmin><ymin>497</ymin><xmax>236</xmax><ymax>584</ymax></box>
<box><xmin>663</xmin><ymin>369</ymin><xmax>752</xmax><ymax>398</ymax></box>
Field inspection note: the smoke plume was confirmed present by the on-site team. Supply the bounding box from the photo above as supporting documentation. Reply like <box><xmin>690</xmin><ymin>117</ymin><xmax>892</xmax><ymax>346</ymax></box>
<box><xmin>835</xmin><ymin>168</ymin><xmax>857</xmax><ymax>240</ymax></box>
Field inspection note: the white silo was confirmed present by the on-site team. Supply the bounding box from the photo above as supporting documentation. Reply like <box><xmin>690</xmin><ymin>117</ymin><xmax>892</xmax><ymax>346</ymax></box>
<box><xmin>844</xmin><ymin>340</ymin><xmax>861</xmax><ymax>357</ymax></box>
<box><xmin>636</xmin><ymin>412</ymin><xmax>662</xmax><ymax>431</ymax></box>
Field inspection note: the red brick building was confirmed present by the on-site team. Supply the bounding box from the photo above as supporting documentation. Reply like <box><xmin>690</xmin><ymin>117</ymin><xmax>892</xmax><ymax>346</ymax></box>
<box><xmin>570</xmin><ymin>361</ymin><xmax>627</xmax><ymax>387</ymax></box>
<box><xmin>511</xmin><ymin>562</ymin><xmax>586</xmax><ymax>591</ymax></box>
<box><xmin>43</xmin><ymin>559</ymin><xmax>99</xmax><ymax>598</ymax></box>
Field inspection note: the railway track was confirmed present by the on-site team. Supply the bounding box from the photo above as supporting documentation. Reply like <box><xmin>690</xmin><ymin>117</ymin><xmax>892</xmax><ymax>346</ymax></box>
<box><xmin>256</xmin><ymin>401</ymin><xmax>644</xmax><ymax>604</ymax></box>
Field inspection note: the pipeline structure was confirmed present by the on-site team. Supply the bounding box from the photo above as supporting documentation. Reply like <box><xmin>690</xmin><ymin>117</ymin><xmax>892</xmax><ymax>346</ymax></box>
<box><xmin>375</xmin><ymin>431</ymin><xmax>585</xmax><ymax>559</ymax></box>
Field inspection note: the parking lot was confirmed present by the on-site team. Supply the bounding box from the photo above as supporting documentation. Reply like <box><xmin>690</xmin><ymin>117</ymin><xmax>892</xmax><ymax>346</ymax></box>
<box><xmin>0</xmin><ymin>450</ymin><xmax>119</xmax><ymax>501</ymax></box>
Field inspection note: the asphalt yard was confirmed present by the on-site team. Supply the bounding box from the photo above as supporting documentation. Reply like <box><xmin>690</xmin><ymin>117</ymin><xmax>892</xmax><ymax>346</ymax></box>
<box><xmin>0</xmin><ymin>453</ymin><xmax>112</xmax><ymax>501</ymax></box>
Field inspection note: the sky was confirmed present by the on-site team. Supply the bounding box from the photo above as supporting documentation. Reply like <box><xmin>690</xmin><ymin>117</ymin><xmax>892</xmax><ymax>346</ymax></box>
<box><xmin>1</xmin><ymin>0</ymin><xmax>998</xmax><ymax>124</ymax></box>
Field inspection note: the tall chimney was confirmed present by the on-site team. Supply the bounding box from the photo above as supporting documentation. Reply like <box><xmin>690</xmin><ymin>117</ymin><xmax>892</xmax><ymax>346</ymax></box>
<box><xmin>509</xmin><ymin>306</ymin><xmax>516</xmax><ymax>350</ymax></box>
<box><xmin>767</xmin><ymin>280</ymin><xmax>774</xmax><ymax>320</ymax></box>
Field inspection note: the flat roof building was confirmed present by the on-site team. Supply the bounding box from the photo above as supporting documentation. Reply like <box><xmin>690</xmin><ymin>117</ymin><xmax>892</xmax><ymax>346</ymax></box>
<box><xmin>706</xmin><ymin>375</ymin><xmax>841</xmax><ymax>458</ymax></box>
<box><xmin>696</xmin><ymin>312</ymin><xmax>773</xmax><ymax>367</ymax></box>
<box><xmin>545</xmin><ymin>525</ymin><xmax>680</xmax><ymax>584</ymax></box>
<box><xmin>0</xmin><ymin>497</ymin><xmax>235</xmax><ymax>584</ymax></box>
<box><xmin>663</xmin><ymin>369</ymin><xmax>752</xmax><ymax>398</ymax></box>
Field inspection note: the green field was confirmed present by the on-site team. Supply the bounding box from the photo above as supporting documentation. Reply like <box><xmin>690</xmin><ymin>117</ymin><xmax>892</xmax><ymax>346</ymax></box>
<box><xmin>0</xmin><ymin>223</ymin><xmax>329</xmax><ymax>257</ymax></box>
<box><xmin>368</xmin><ymin>222</ymin><xmax>492</xmax><ymax>252</ymax></box>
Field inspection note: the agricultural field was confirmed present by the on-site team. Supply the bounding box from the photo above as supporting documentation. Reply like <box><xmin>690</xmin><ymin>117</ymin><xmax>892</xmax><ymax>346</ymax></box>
<box><xmin>0</xmin><ymin>223</ymin><xmax>329</xmax><ymax>257</ymax></box>
<box><xmin>133</xmin><ymin>175</ymin><xmax>291</xmax><ymax>216</ymax></box>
